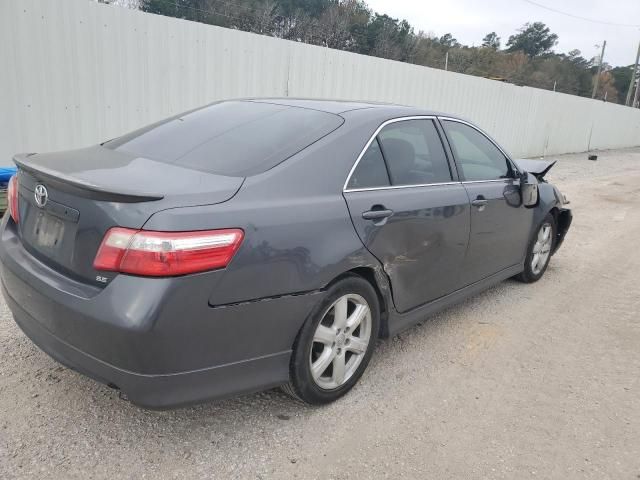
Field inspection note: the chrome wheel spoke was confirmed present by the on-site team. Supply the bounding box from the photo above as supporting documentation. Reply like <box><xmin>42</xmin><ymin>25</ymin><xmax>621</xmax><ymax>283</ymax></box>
<box><xmin>537</xmin><ymin>228</ymin><xmax>545</xmax><ymax>243</ymax></box>
<box><xmin>332</xmin><ymin>353</ymin><xmax>346</xmax><ymax>385</ymax></box>
<box><xmin>346</xmin><ymin>304</ymin><xmax>368</xmax><ymax>331</ymax></box>
<box><xmin>332</xmin><ymin>296</ymin><xmax>349</xmax><ymax>330</ymax></box>
<box><xmin>313</xmin><ymin>325</ymin><xmax>335</xmax><ymax>346</ymax></box>
<box><xmin>346</xmin><ymin>336</ymin><xmax>368</xmax><ymax>354</ymax></box>
<box><xmin>311</xmin><ymin>347</ymin><xmax>336</xmax><ymax>380</ymax></box>
<box><xmin>532</xmin><ymin>253</ymin><xmax>540</xmax><ymax>270</ymax></box>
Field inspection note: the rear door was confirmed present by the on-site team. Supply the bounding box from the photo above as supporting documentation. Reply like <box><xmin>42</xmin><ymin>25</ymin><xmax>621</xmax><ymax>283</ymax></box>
<box><xmin>343</xmin><ymin>117</ymin><xmax>470</xmax><ymax>314</ymax></box>
<box><xmin>440</xmin><ymin>118</ymin><xmax>533</xmax><ymax>286</ymax></box>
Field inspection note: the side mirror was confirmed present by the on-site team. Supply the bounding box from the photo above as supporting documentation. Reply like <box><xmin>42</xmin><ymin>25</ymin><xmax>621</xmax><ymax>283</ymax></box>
<box><xmin>520</xmin><ymin>172</ymin><xmax>539</xmax><ymax>208</ymax></box>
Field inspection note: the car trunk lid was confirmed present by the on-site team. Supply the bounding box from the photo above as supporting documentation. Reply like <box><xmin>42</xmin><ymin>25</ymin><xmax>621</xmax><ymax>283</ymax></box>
<box><xmin>13</xmin><ymin>147</ymin><xmax>243</xmax><ymax>286</ymax></box>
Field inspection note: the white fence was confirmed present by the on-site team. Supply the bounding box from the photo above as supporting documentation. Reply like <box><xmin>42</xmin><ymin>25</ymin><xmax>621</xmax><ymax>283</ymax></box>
<box><xmin>2</xmin><ymin>0</ymin><xmax>640</xmax><ymax>165</ymax></box>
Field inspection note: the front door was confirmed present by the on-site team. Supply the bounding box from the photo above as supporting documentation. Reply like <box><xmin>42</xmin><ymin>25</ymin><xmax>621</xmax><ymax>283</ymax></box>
<box><xmin>440</xmin><ymin>119</ymin><xmax>533</xmax><ymax>286</ymax></box>
<box><xmin>344</xmin><ymin>118</ymin><xmax>470</xmax><ymax>313</ymax></box>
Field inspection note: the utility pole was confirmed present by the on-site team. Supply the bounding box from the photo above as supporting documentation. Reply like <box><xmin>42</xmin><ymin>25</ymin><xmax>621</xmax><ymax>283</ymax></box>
<box><xmin>591</xmin><ymin>40</ymin><xmax>607</xmax><ymax>99</ymax></box>
<box><xmin>626</xmin><ymin>40</ymin><xmax>640</xmax><ymax>106</ymax></box>
<box><xmin>444</xmin><ymin>51</ymin><xmax>449</xmax><ymax>71</ymax></box>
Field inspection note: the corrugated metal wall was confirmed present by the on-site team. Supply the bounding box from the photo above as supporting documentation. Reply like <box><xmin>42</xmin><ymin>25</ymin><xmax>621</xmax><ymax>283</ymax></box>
<box><xmin>2</xmin><ymin>0</ymin><xmax>640</xmax><ymax>165</ymax></box>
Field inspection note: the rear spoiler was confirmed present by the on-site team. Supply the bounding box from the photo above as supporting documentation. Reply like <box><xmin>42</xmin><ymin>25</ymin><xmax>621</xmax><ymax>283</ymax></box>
<box><xmin>13</xmin><ymin>153</ymin><xmax>164</xmax><ymax>202</ymax></box>
<box><xmin>514</xmin><ymin>159</ymin><xmax>556</xmax><ymax>180</ymax></box>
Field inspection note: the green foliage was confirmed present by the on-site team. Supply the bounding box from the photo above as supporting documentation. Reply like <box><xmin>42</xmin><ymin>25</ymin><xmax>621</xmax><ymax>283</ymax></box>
<box><xmin>506</xmin><ymin>22</ymin><xmax>558</xmax><ymax>58</ymax></box>
<box><xmin>481</xmin><ymin>32</ymin><xmax>500</xmax><ymax>50</ymax></box>
<box><xmin>138</xmin><ymin>1</ymin><xmax>626</xmax><ymax>103</ymax></box>
<box><xmin>610</xmin><ymin>65</ymin><xmax>635</xmax><ymax>103</ymax></box>
<box><xmin>140</xmin><ymin>0</ymin><xmax>198</xmax><ymax>20</ymax></box>
<box><xmin>438</xmin><ymin>33</ymin><xmax>460</xmax><ymax>49</ymax></box>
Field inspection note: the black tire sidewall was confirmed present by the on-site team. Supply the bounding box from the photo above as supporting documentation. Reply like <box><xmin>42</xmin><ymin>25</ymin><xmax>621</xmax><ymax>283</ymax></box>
<box><xmin>289</xmin><ymin>276</ymin><xmax>380</xmax><ymax>405</ymax></box>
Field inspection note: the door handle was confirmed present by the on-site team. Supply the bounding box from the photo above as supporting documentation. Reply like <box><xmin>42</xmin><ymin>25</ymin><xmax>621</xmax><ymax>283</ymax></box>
<box><xmin>362</xmin><ymin>208</ymin><xmax>394</xmax><ymax>220</ymax></box>
<box><xmin>471</xmin><ymin>199</ymin><xmax>488</xmax><ymax>207</ymax></box>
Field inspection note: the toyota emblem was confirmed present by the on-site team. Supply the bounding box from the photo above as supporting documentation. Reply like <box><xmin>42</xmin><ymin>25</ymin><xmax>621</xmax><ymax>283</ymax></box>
<box><xmin>34</xmin><ymin>184</ymin><xmax>48</xmax><ymax>208</ymax></box>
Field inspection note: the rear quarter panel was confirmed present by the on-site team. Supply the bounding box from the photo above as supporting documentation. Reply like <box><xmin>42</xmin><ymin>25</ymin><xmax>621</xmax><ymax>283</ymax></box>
<box><xmin>143</xmin><ymin>109</ymin><xmax>390</xmax><ymax>306</ymax></box>
<box><xmin>145</xmin><ymin>191</ymin><xmax>376</xmax><ymax>306</ymax></box>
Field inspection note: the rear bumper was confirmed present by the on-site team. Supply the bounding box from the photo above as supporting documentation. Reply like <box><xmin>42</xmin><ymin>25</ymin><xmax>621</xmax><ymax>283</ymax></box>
<box><xmin>552</xmin><ymin>207</ymin><xmax>572</xmax><ymax>254</ymax></box>
<box><xmin>0</xmin><ymin>217</ymin><xmax>323</xmax><ymax>408</ymax></box>
<box><xmin>4</xmin><ymin>287</ymin><xmax>291</xmax><ymax>408</ymax></box>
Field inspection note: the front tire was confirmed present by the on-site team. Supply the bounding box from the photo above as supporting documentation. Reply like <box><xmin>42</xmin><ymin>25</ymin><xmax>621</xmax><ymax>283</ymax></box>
<box><xmin>516</xmin><ymin>213</ymin><xmax>556</xmax><ymax>283</ymax></box>
<box><xmin>282</xmin><ymin>276</ymin><xmax>380</xmax><ymax>405</ymax></box>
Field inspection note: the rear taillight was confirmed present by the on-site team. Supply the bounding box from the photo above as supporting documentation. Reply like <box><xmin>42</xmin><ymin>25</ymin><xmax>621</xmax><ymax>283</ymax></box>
<box><xmin>7</xmin><ymin>175</ymin><xmax>19</xmax><ymax>223</ymax></box>
<box><xmin>93</xmin><ymin>227</ymin><xmax>244</xmax><ymax>277</ymax></box>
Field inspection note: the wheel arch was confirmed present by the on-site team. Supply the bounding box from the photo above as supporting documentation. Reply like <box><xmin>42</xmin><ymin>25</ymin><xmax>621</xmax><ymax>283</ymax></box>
<box><xmin>532</xmin><ymin>184</ymin><xmax>561</xmax><ymax>233</ymax></box>
<box><xmin>325</xmin><ymin>266</ymin><xmax>393</xmax><ymax>339</ymax></box>
<box><xmin>548</xmin><ymin>205</ymin><xmax>560</xmax><ymax>224</ymax></box>
<box><xmin>547</xmin><ymin>205</ymin><xmax>572</xmax><ymax>254</ymax></box>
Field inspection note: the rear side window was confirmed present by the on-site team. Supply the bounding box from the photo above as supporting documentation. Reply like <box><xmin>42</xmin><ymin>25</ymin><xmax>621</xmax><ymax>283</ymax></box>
<box><xmin>346</xmin><ymin>139</ymin><xmax>390</xmax><ymax>190</ymax></box>
<box><xmin>442</xmin><ymin>120</ymin><xmax>510</xmax><ymax>181</ymax></box>
<box><xmin>104</xmin><ymin>101</ymin><xmax>343</xmax><ymax>177</ymax></box>
<box><xmin>378</xmin><ymin>120</ymin><xmax>452</xmax><ymax>186</ymax></box>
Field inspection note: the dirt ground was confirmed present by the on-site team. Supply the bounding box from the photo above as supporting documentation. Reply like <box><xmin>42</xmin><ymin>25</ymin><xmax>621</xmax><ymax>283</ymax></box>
<box><xmin>0</xmin><ymin>147</ymin><xmax>639</xmax><ymax>480</ymax></box>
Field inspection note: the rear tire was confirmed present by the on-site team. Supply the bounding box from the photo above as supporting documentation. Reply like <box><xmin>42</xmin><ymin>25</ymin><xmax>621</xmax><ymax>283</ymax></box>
<box><xmin>516</xmin><ymin>213</ymin><xmax>556</xmax><ymax>283</ymax></box>
<box><xmin>283</xmin><ymin>276</ymin><xmax>379</xmax><ymax>405</ymax></box>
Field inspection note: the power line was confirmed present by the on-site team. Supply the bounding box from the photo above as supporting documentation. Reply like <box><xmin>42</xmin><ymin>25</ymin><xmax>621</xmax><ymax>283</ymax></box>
<box><xmin>521</xmin><ymin>0</ymin><xmax>640</xmax><ymax>28</ymax></box>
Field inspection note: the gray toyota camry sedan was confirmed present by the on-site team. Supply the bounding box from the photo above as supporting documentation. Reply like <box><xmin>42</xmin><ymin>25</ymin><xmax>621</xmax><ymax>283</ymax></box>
<box><xmin>0</xmin><ymin>98</ymin><xmax>571</xmax><ymax>408</ymax></box>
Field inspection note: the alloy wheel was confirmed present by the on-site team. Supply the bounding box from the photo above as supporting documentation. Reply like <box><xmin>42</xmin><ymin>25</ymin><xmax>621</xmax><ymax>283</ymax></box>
<box><xmin>531</xmin><ymin>222</ymin><xmax>553</xmax><ymax>275</ymax></box>
<box><xmin>309</xmin><ymin>294</ymin><xmax>372</xmax><ymax>390</ymax></box>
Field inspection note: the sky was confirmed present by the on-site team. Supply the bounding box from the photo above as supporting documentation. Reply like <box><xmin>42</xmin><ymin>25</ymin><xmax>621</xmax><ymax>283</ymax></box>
<box><xmin>365</xmin><ymin>0</ymin><xmax>640</xmax><ymax>67</ymax></box>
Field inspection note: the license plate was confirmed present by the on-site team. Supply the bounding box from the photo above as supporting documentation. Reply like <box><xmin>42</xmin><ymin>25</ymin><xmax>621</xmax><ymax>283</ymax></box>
<box><xmin>33</xmin><ymin>212</ymin><xmax>65</xmax><ymax>249</ymax></box>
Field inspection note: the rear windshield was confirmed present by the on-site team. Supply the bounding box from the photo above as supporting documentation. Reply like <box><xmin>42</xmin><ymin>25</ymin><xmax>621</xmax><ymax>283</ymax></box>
<box><xmin>104</xmin><ymin>101</ymin><xmax>343</xmax><ymax>177</ymax></box>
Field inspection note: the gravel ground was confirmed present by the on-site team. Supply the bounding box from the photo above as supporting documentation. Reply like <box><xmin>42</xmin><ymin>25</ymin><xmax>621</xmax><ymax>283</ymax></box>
<box><xmin>1</xmin><ymin>147</ymin><xmax>639</xmax><ymax>479</ymax></box>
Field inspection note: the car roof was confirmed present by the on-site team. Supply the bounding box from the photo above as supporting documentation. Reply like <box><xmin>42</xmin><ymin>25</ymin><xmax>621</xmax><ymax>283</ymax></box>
<box><xmin>245</xmin><ymin>98</ymin><xmax>447</xmax><ymax>117</ymax></box>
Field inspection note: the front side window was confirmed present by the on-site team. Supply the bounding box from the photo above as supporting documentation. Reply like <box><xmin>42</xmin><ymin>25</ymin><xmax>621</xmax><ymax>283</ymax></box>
<box><xmin>377</xmin><ymin>119</ymin><xmax>452</xmax><ymax>186</ymax></box>
<box><xmin>442</xmin><ymin>120</ymin><xmax>511</xmax><ymax>181</ymax></box>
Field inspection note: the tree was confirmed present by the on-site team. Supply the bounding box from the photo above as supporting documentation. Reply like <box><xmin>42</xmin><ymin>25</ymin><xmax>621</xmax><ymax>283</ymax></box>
<box><xmin>412</xmin><ymin>31</ymin><xmax>448</xmax><ymax>68</ymax></box>
<box><xmin>498</xmin><ymin>51</ymin><xmax>529</xmax><ymax>84</ymax></box>
<box><xmin>593</xmin><ymin>71</ymin><xmax>618</xmax><ymax>102</ymax></box>
<box><xmin>276</xmin><ymin>0</ymin><xmax>329</xmax><ymax>18</ymax></box>
<box><xmin>251</xmin><ymin>1</ymin><xmax>279</xmax><ymax>35</ymax></box>
<box><xmin>136</xmin><ymin>1</ymin><xmax>619</xmax><ymax>102</ymax></box>
<box><xmin>438</xmin><ymin>33</ymin><xmax>460</xmax><ymax>48</ymax></box>
<box><xmin>140</xmin><ymin>0</ymin><xmax>200</xmax><ymax>21</ymax></box>
<box><xmin>506</xmin><ymin>22</ymin><xmax>558</xmax><ymax>58</ymax></box>
<box><xmin>610</xmin><ymin>65</ymin><xmax>635</xmax><ymax>103</ymax></box>
<box><xmin>334</xmin><ymin>0</ymin><xmax>371</xmax><ymax>53</ymax></box>
<box><xmin>481</xmin><ymin>32</ymin><xmax>500</xmax><ymax>50</ymax></box>
<box><xmin>366</xmin><ymin>14</ymin><xmax>414</xmax><ymax>61</ymax></box>
<box><xmin>102</xmin><ymin>0</ymin><xmax>140</xmax><ymax>7</ymax></box>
